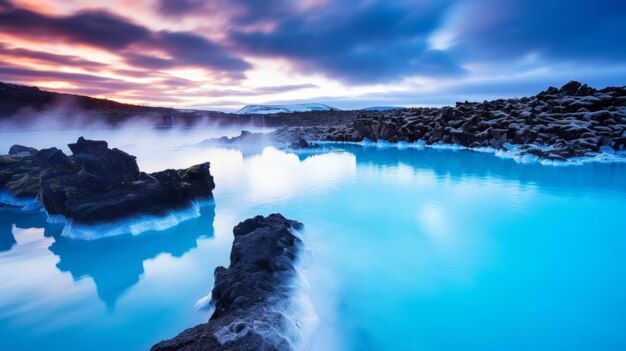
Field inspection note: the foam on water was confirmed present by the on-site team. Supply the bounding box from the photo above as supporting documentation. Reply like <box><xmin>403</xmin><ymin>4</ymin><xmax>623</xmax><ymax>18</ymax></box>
<box><xmin>59</xmin><ymin>201</ymin><xmax>206</xmax><ymax>240</ymax></box>
<box><xmin>196</xmin><ymin>225</ymin><xmax>319</xmax><ymax>350</ymax></box>
<box><xmin>0</xmin><ymin>192</ymin><xmax>38</xmax><ymax>208</ymax></box>
<box><xmin>285</xmin><ymin>229</ymin><xmax>320</xmax><ymax>350</ymax></box>
<box><xmin>317</xmin><ymin>139</ymin><xmax>626</xmax><ymax>166</ymax></box>
<box><xmin>194</xmin><ymin>293</ymin><xmax>214</xmax><ymax>311</ymax></box>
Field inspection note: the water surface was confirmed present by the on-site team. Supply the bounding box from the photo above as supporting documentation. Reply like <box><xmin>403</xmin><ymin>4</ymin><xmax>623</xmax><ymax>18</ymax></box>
<box><xmin>1</xmin><ymin>129</ymin><xmax>625</xmax><ymax>350</ymax></box>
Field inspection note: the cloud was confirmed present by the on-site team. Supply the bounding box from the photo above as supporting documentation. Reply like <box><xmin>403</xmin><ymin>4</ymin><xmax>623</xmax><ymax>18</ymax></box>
<box><xmin>157</xmin><ymin>0</ymin><xmax>202</xmax><ymax>17</ymax></box>
<box><xmin>155</xmin><ymin>0</ymin><xmax>464</xmax><ymax>84</ymax></box>
<box><xmin>155</xmin><ymin>31</ymin><xmax>250</xmax><ymax>72</ymax></box>
<box><xmin>442</xmin><ymin>0</ymin><xmax>626</xmax><ymax>63</ymax></box>
<box><xmin>2</xmin><ymin>0</ymin><xmax>626</xmax><ymax>109</ymax></box>
<box><xmin>202</xmin><ymin>83</ymin><xmax>318</xmax><ymax>98</ymax></box>
<box><xmin>0</xmin><ymin>65</ymin><xmax>147</xmax><ymax>91</ymax></box>
<box><xmin>228</xmin><ymin>0</ymin><xmax>464</xmax><ymax>84</ymax></box>
<box><xmin>156</xmin><ymin>0</ymin><xmax>626</xmax><ymax>85</ymax></box>
<box><xmin>0</xmin><ymin>1</ymin><xmax>250</xmax><ymax>76</ymax></box>
<box><xmin>157</xmin><ymin>0</ymin><xmax>293</xmax><ymax>25</ymax></box>
<box><xmin>0</xmin><ymin>44</ymin><xmax>106</xmax><ymax>69</ymax></box>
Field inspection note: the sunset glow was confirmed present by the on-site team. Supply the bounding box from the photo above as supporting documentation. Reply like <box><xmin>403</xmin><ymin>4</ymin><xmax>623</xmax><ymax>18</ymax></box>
<box><xmin>1</xmin><ymin>0</ymin><xmax>625</xmax><ymax>111</ymax></box>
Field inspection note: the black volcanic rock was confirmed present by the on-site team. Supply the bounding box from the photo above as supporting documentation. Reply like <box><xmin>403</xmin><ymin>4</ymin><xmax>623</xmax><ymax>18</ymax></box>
<box><xmin>151</xmin><ymin>214</ymin><xmax>306</xmax><ymax>351</ymax></box>
<box><xmin>0</xmin><ymin>152</ymin><xmax>40</xmax><ymax>199</ymax></box>
<box><xmin>289</xmin><ymin>137</ymin><xmax>318</xmax><ymax>149</ymax></box>
<box><xmin>0</xmin><ymin>137</ymin><xmax>215</xmax><ymax>224</ymax></box>
<box><xmin>8</xmin><ymin>145</ymin><xmax>38</xmax><ymax>156</ymax></box>
<box><xmin>271</xmin><ymin>81</ymin><xmax>626</xmax><ymax>161</ymax></box>
<box><xmin>560</xmin><ymin>80</ymin><xmax>583</xmax><ymax>95</ymax></box>
<box><xmin>201</xmin><ymin>130</ymin><xmax>270</xmax><ymax>146</ymax></box>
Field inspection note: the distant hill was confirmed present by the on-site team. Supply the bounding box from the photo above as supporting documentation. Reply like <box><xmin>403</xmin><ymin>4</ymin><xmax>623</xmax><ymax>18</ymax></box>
<box><xmin>0</xmin><ymin>81</ymin><xmax>231</xmax><ymax>127</ymax></box>
<box><xmin>0</xmin><ymin>82</ymin><xmax>144</xmax><ymax>114</ymax></box>
<box><xmin>236</xmin><ymin>103</ymin><xmax>339</xmax><ymax>114</ymax></box>
<box><xmin>0</xmin><ymin>81</ymin><xmax>355</xmax><ymax>129</ymax></box>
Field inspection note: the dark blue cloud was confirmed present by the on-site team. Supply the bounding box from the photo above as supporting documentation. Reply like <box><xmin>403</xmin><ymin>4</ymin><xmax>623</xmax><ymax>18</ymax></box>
<box><xmin>156</xmin><ymin>32</ymin><xmax>250</xmax><ymax>72</ymax></box>
<box><xmin>156</xmin><ymin>0</ymin><xmax>626</xmax><ymax>85</ymax></box>
<box><xmin>448</xmin><ymin>0</ymin><xmax>626</xmax><ymax>63</ymax></box>
<box><xmin>157</xmin><ymin>0</ymin><xmax>203</xmax><ymax>17</ymax></box>
<box><xmin>229</xmin><ymin>0</ymin><xmax>464</xmax><ymax>83</ymax></box>
<box><xmin>157</xmin><ymin>0</ymin><xmax>292</xmax><ymax>24</ymax></box>
<box><xmin>154</xmin><ymin>0</ymin><xmax>464</xmax><ymax>82</ymax></box>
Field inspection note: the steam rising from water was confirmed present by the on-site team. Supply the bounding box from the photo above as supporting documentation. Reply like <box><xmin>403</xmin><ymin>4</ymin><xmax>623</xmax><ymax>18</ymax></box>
<box><xmin>0</xmin><ymin>125</ymin><xmax>274</xmax><ymax>173</ymax></box>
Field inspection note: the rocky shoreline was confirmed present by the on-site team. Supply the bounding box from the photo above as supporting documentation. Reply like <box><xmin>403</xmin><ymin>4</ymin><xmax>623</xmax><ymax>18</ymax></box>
<box><xmin>151</xmin><ymin>214</ymin><xmax>312</xmax><ymax>351</ymax></box>
<box><xmin>0</xmin><ymin>137</ymin><xmax>215</xmax><ymax>226</ymax></box>
<box><xmin>271</xmin><ymin>82</ymin><xmax>626</xmax><ymax>162</ymax></box>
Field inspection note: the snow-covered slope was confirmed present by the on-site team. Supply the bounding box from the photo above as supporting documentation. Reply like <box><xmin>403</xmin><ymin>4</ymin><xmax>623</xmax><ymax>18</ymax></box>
<box><xmin>361</xmin><ymin>106</ymin><xmax>403</xmax><ymax>111</ymax></box>
<box><xmin>235</xmin><ymin>103</ymin><xmax>339</xmax><ymax>114</ymax></box>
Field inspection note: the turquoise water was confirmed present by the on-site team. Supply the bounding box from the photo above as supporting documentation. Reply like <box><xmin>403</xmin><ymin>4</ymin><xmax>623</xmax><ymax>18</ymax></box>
<box><xmin>1</xmin><ymin>130</ymin><xmax>625</xmax><ymax>350</ymax></box>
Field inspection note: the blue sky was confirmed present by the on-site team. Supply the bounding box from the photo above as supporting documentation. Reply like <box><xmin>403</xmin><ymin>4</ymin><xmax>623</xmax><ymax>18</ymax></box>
<box><xmin>0</xmin><ymin>0</ymin><xmax>625</xmax><ymax>110</ymax></box>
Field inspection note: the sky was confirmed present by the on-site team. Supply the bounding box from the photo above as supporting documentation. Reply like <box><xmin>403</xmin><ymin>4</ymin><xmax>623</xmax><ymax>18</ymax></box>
<box><xmin>0</xmin><ymin>0</ymin><xmax>625</xmax><ymax>111</ymax></box>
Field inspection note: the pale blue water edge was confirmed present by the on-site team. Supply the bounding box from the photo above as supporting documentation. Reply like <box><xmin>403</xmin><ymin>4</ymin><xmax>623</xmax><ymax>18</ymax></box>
<box><xmin>0</xmin><ymin>129</ymin><xmax>625</xmax><ymax>351</ymax></box>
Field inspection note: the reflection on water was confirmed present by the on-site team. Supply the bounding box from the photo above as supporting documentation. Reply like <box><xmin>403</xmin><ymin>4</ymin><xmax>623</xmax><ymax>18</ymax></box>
<box><xmin>50</xmin><ymin>206</ymin><xmax>215</xmax><ymax>309</ymax></box>
<box><xmin>0</xmin><ymin>206</ymin><xmax>215</xmax><ymax>309</ymax></box>
<box><xmin>1</xmin><ymin>131</ymin><xmax>625</xmax><ymax>351</ymax></box>
<box><xmin>339</xmin><ymin>143</ymin><xmax>626</xmax><ymax>195</ymax></box>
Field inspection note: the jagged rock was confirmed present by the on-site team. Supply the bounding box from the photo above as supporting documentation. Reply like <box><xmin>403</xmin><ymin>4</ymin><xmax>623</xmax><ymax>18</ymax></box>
<box><xmin>8</xmin><ymin>145</ymin><xmax>38</xmax><ymax>156</ymax></box>
<box><xmin>151</xmin><ymin>214</ymin><xmax>306</xmax><ymax>351</ymax></box>
<box><xmin>576</xmin><ymin>84</ymin><xmax>595</xmax><ymax>96</ymax></box>
<box><xmin>68</xmin><ymin>137</ymin><xmax>108</xmax><ymax>155</ymax></box>
<box><xmin>0</xmin><ymin>151</ymin><xmax>40</xmax><ymax>199</ymax></box>
<box><xmin>289</xmin><ymin>137</ymin><xmax>318</xmax><ymax>149</ymax></box>
<box><xmin>0</xmin><ymin>138</ymin><xmax>215</xmax><ymax>224</ymax></box>
<box><xmin>560</xmin><ymin>81</ymin><xmax>583</xmax><ymax>95</ymax></box>
<box><xmin>268</xmin><ymin>82</ymin><xmax>626</xmax><ymax>161</ymax></box>
<box><xmin>201</xmin><ymin>130</ymin><xmax>269</xmax><ymax>146</ymax></box>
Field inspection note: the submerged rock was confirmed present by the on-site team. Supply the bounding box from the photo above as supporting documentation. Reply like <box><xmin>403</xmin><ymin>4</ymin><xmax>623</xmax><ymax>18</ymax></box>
<box><xmin>151</xmin><ymin>214</ymin><xmax>308</xmax><ymax>351</ymax></box>
<box><xmin>0</xmin><ymin>137</ymin><xmax>215</xmax><ymax>225</ymax></box>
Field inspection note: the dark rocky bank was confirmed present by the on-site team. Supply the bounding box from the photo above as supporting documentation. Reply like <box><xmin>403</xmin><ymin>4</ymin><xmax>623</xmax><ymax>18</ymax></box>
<box><xmin>152</xmin><ymin>214</ymin><xmax>307</xmax><ymax>351</ymax></box>
<box><xmin>272</xmin><ymin>81</ymin><xmax>626</xmax><ymax>161</ymax></box>
<box><xmin>0</xmin><ymin>137</ymin><xmax>215</xmax><ymax>224</ymax></box>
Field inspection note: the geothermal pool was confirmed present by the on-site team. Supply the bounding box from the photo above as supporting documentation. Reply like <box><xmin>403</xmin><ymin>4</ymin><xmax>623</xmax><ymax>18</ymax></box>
<box><xmin>1</xmin><ymin>129</ymin><xmax>625</xmax><ymax>351</ymax></box>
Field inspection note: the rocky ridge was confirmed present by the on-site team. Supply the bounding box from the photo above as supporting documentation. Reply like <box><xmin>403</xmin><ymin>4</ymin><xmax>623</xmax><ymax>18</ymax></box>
<box><xmin>0</xmin><ymin>137</ymin><xmax>215</xmax><ymax>225</ymax></box>
<box><xmin>272</xmin><ymin>81</ymin><xmax>626</xmax><ymax>161</ymax></box>
<box><xmin>151</xmin><ymin>214</ymin><xmax>310</xmax><ymax>351</ymax></box>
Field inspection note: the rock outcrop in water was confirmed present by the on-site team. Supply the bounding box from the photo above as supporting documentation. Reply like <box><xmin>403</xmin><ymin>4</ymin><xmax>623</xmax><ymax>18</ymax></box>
<box><xmin>0</xmin><ymin>137</ymin><xmax>215</xmax><ymax>224</ymax></box>
<box><xmin>199</xmin><ymin>130</ymin><xmax>273</xmax><ymax>147</ymax></box>
<box><xmin>152</xmin><ymin>214</ymin><xmax>308</xmax><ymax>351</ymax></box>
<box><xmin>289</xmin><ymin>137</ymin><xmax>318</xmax><ymax>149</ymax></box>
<box><xmin>272</xmin><ymin>81</ymin><xmax>626</xmax><ymax>161</ymax></box>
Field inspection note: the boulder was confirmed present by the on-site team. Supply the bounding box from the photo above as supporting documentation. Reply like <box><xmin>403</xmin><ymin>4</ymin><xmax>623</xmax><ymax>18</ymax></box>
<box><xmin>560</xmin><ymin>81</ymin><xmax>583</xmax><ymax>95</ymax></box>
<box><xmin>8</xmin><ymin>145</ymin><xmax>38</xmax><ymax>156</ymax></box>
<box><xmin>68</xmin><ymin>137</ymin><xmax>108</xmax><ymax>155</ymax></box>
<box><xmin>289</xmin><ymin>137</ymin><xmax>318</xmax><ymax>149</ymax></box>
<box><xmin>201</xmin><ymin>130</ymin><xmax>269</xmax><ymax>146</ymax></box>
